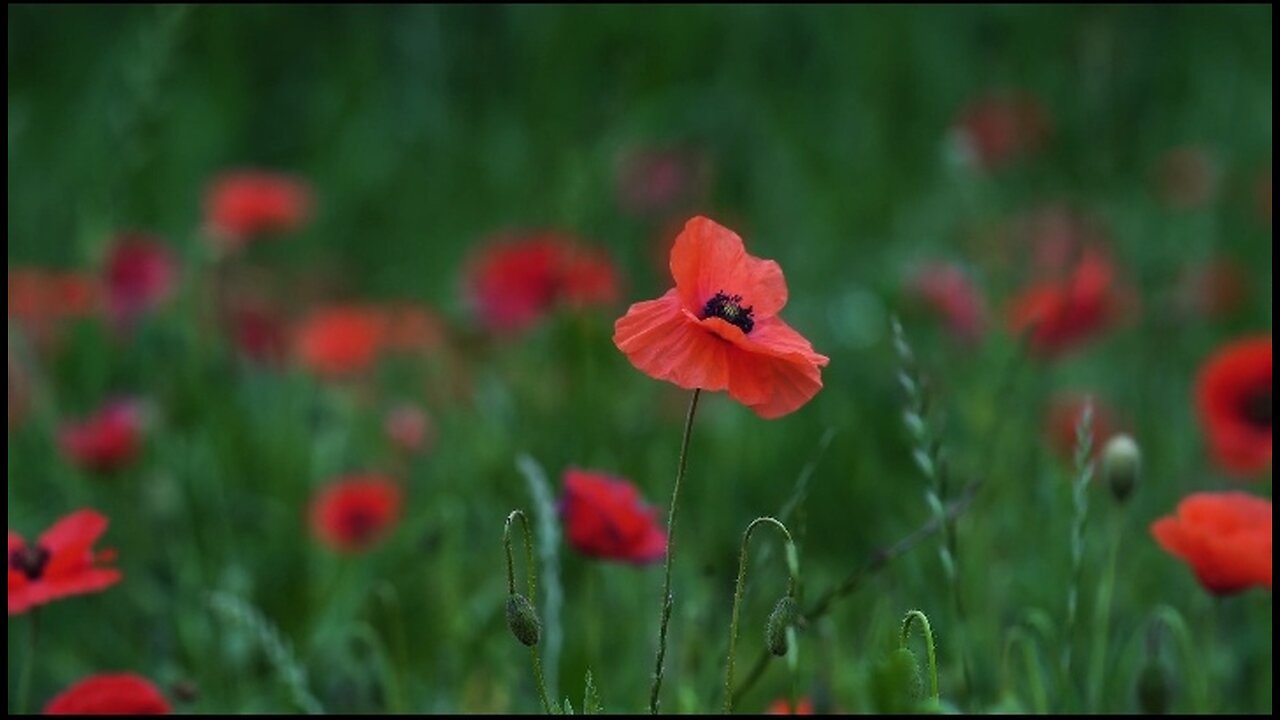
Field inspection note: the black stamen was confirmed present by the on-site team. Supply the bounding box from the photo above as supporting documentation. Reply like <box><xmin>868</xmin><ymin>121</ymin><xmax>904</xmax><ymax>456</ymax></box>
<box><xmin>701</xmin><ymin>290</ymin><xmax>755</xmax><ymax>334</ymax></box>
<box><xmin>1241</xmin><ymin>386</ymin><xmax>1271</xmax><ymax>430</ymax></box>
<box><xmin>343</xmin><ymin>509</ymin><xmax>379</xmax><ymax>542</ymax></box>
<box><xmin>9</xmin><ymin>544</ymin><xmax>51</xmax><ymax>581</ymax></box>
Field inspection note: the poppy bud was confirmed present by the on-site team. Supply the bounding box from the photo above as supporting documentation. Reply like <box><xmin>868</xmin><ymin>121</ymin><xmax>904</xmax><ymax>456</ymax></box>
<box><xmin>1136</xmin><ymin>659</ymin><xmax>1173</xmax><ymax>714</ymax></box>
<box><xmin>505</xmin><ymin>593</ymin><xmax>541</xmax><ymax>647</ymax></box>
<box><xmin>871</xmin><ymin>647</ymin><xmax>923</xmax><ymax>713</ymax></box>
<box><xmin>1102</xmin><ymin>434</ymin><xmax>1141</xmax><ymax>503</ymax></box>
<box><xmin>765</xmin><ymin>596</ymin><xmax>798</xmax><ymax>656</ymax></box>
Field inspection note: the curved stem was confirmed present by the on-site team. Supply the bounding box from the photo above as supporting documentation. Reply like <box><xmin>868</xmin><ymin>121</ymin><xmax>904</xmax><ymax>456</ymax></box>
<box><xmin>731</xmin><ymin>485</ymin><xmax>978</xmax><ymax>706</ymax></box>
<box><xmin>504</xmin><ymin>510</ymin><xmax>552</xmax><ymax>714</ymax></box>
<box><xmin>723</xmin><ymin>517</ymin><xmax>797</xmax><ymax>714</ymax></box>
<box><xmin>900</xmin><ymin>610</ymin><xmax>939</xmax><ymax>705</ymax></box>
<box><xmin>1152</xmin><ymin>604</ymin><xmax>1209</xmax><ymax>713</ymax></box>
<box><xmin>648</xmin><ymin>389</ymin><xmax>701</xmax><ymax>715</ymax></box>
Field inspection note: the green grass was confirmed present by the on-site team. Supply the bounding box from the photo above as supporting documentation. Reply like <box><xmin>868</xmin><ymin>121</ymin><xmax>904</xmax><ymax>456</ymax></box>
<box><xmin>8</xmin><ymin>4</ymin><xmax>1273</xmax><ymax>714</ymax></box>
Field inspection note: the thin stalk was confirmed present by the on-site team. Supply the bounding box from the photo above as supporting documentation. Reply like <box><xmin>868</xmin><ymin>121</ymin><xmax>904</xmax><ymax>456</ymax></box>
<box><xmin>1086</xmin><ymin>509</ymin><xmax>1124</xmax><ymax>711</ymax></box>
<box><xmin>19</xmin><ymin>609</ymin><xmax>40</xmax><ymax>715</ymax></box>
<box><xmin>505</xmin><ymin>510</ymin><xmax>553</xmax><ymax>714</ymax></box>
<box><xmin>900</xmin><ymin>610</ymin><xmax>940</xmax><ymax>705</ymax></box>
<box><xmin>1061</xmin><ymin>400</ymin><xmax>1095</xmax><ymax>708</ymax></box>
<box><xmin>648</xmin><ymin>389</ymin><xmax>701</xmax><ymax>715</ymax></box>
<box><xmin>723</xmin><ymin>517</ymin><xmax>797</xmax><ymax>714</ymax></box>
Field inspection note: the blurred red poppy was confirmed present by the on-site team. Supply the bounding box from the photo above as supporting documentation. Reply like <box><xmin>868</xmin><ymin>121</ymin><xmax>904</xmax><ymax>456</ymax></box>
<box><xmin>1044</xmin><ymin>393</ymin><xmax>1120</xmax><ymax>463</ymax></box>
<box><xmin>906</xmin><ymin>262</ymin><xmax>986</xmax><ymax>345</ymax></box>
<box><xmin>466</xmin><ymin>233</ymin><xmax>620</xmax><ymax>334</ymax></box>
<box><xmin>310</xmin><ymin>474</ymin><xmax>402</xmax><ymax>553</ymax></box>
<box><xmin>384</xmin><ymin>402</ymin><xmax>434</xmax><ymax>456</ymax></box>
<box><xmin>227</xmin><ymin>300</ymin><xmax>290</xmax><ymax>366</ymax></box>
<box><xmin>954</xmin><ymin>91</ymin><xmax>1051</xmax><ymax>171</ymax></box>
<box><xmin>204</xmin><ymin>170</ymin><xmax>312</xmax><ymax>249</ymax></box>
<box><xmin>1172</xmin><ymin>259</ymin><xmax>1249</xmax><ymax>320</ymax></box>
<box><xmin>8</xmin><ymin>269</ymin><xmax>100</xmax><ymax>351</ymax></box>
<box><xmin>1007</xmin><ymin>247</ymin><xmax>1127</xmax><ymax>358</ymax></box>
<box><xmin>58</xmin><ymin>401</ymin><xmax>144</xmax><ymax>474</ymax></box>
<box><xmin>379</xmin><ymin>302</ymin><xmax>448</xmax><ymax>355</ymax></box>
<box><xmin>1195</xmin><ymin>336</ymin><xmax>1271</xmax><ymax>477</ymax></box>
<box><xmin>1154</xmin><ymin>146</ymin><xmax>1219</xmax><ymax>210</ymax></box>
<box><xmin>614</xmin><ymin>146</ymin><xmax>710</xmax><ymax>217</ymax></box>
<box><xmin>560</xmin><ymin>246</ymin><xmax>622</xmax><ymax>309</ymax></box>
<box><xmin>9</xmin><ymin>509</ymin><xmax>122</xmax><ymax>615</ymax></box>
<box><xmin>614</xmin><ymin>216</ymin><xmax>829</xmax><ymax>419</ymax></box>
<box><xmin>561</xmin><ymin>469</ymin><xmax>666</xmax><ymax>564</ymax></box>
<box><xmin>1150</xmin><ymin>491</ymin><xmax>1271</xmax><ymax>595</ymax></box>
<box><xmin>294</xmin><ymin>306</ymin><xmax>388</xmax><ymax>378</ymax></box>
<box><xmin>103</xmin><ymin>234</ymin><xmax>176</xmax><ymax>329</ymax></box>
<box><xmin>44</xmin><ymin>673</ymin><xmax>170</xmax><ymax>715</ymax></box>
<box><xmin>766</xmin><ymin>697</ymin><xmax>814</xmax><ymax>715</ymax></box>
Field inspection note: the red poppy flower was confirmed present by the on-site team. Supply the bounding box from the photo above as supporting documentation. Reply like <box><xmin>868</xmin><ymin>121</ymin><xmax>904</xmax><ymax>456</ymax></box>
<box><xmin>1173</xmin><ymin>259</ymin><xmax>1249</xmax><ymax>320</ymax></box>
<box><xmin>293</xmin><ymin>306</ymin><xmax>388</xmax><ymax>378</ymax></box>
<box><xmin>9</xmin><ymin>509</ymin><xmax>122</xmax><ymax>615</ymax></box>
<box><xmin>384</xmin><ymin>403</ymin><xmax>434</xmax><ymax>455</ymax></box>
<box><xmin>1195</xmin><ymin>336</ymin><xmax>1271</xmax><ymax>476</ymax></box>
<box><xmin>1006</xmin><ymin>247</ymin><xmax>1127</xmax><ymax>359</ymax></box>
<box><xmin>103</xmin><ymin>234</ymin><xmax>176</xmax><ymax>329</ymax></box>
<box><xmin>613</xmin><ymin>216</ymin><xmax>829</xmax><ymax>419</ymax></box>
<box><xmin>44</xmin><ymin>673</ymin><xmax>170</xmax><ymax>715</ymax></box>
<box><xmin>226</xmin><ymin>300</ymin><xmax>290</xmax><ymax>366</ymax></box>
<box><xmin>766</xmin><ymin>698</ymin><xmax>814</xmax><ymax>715</ymax></box>
<box><xmin>1150</xmin><ymin>492</ymin><xmax>1271</xmax><ymax>595</ymax></box>
<box><xmin>953</xmin><ymin>91</ymin><xmax>1051</xmax><ymax>171</ymax></box>
<box><xmin>58</xmin><ymin>401</ymin><xmax>144</xmax><ymax>474</ymax></box>
<box><xmin>561</xmin><ymin>469</ymin><xmax>666</xmax><ymax>564</ymax></box>
<box><xmin>560</xmin><ymin>246</ymin><xmax>622</xmax><ymax>309</ymax></box>
<box><xmin>1154</xmin><ymin>146</ymin><xmax>1219</xmax><ymax>210</ymax></box>
<box><xmin>614</xmin><ymin>146</ymin><xmax>710</xmax><ymax>217</ymax></box>
<box><xmin>906</xmin><ymin>262</ymin><xmax>986</xmax><ymax>345</ymax></box>
<box><xmin>310</xmin><ymin>474</ymin><xmax>402</xmax><ymax>553</ymax></box>
<box><xmin>1044</xmin><ymin>393</ymin><xmax>1120</xmax><ymax>463</ymax></box>
<box><xmin>9</xmin><ymin>269</ymin><xmax>100</xmax><ymax>351</ymax></box>
<box><xmin>204</xmin><ymin>171</ymin><xmax>312</xmax><ymax>249</ymax></box>
<box><xmin>466</xmin><ymin>233</ymin><xmax>620</xmax><ymax>334</ymax></box>
<box><xmin>379</xmin><ymin>303</ymin><xmax>448</xmax><ymax>355</ymax></box>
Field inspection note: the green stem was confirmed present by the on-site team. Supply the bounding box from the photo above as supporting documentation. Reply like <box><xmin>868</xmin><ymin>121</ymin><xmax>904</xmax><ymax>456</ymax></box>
<box><xmin>1086</xmin><ymin>509</ymin><xmax>1123</xmax><ymax>711</ymax></box>
<box><xmin>722</xmin><ymin>517</ymin><xmax>797</xmax><ymax>714</ymax></box>
<box><xmin>900</xmin><ymin>610</ymin><xmax>939</xmax><ymax>705</ymax></box>
<box><xmin>505</xmin><ymin>510</ymin><xmax>553</xmax><ymax>714</ymax></box>
<box><xmin>648</xmin><ymin>389</ymin><xmax>701</xmax><ymax>715</ymax></box>
<box><xmin>19</xmin><ymin>609</ymin><xmax>40</xmax><ymax>714</ymax></box>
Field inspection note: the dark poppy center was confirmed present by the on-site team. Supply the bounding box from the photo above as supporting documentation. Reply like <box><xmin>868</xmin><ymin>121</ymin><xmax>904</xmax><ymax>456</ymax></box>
<box><xmin>342</xmin><ymin>508</ymin><xmax>380</xmax><ymax>543</ymax></box>
<box><xmin>702</xmin><ymin>290</ymin><xmax>755</xmax><ymax>334</ymax></box>
<box><xmin>9</xmin><ymin>544</ymin><xmax>50</xmax><ymax>580</ymax></box>
<box><xmin>1240</xmin><ymin>385</ymin><xmax>1271</xmax><ymax>430</ymax></box>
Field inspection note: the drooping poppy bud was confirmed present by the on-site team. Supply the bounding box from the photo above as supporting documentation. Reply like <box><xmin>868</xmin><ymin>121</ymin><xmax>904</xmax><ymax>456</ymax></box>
<box><xmin>505</xmin><ymin>593</ymin><xmax>541</xmax><ymax>647</ymax></box>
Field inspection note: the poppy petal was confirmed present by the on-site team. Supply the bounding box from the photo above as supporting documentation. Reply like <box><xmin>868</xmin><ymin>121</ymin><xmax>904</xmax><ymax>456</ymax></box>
<box><xmin>670</xmin><ymin>216</ymin><xmax>787</xmax><ymax>318</ymax></box>
<box><xmin>613</xmin><ymin>290</ymin><xmax>732</xmax><ymax>393</ymax></box>
<box><xmin>38</xmin><ymin>509</ymin><xmax>109</xmax><ymax>554</ymax></box>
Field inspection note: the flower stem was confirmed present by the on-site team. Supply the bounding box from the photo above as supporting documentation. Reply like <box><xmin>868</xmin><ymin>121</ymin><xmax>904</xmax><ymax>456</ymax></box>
<box><xmin>19</xmin><ymin>608</ymin><xmax>40</xmax><ymax>715</ymax></box>
<box><xmin>505</xmin><ymin>510</ymin><xmax>553</xmax><ymax>715</ymax></box>
<box><xmin>723</xmin><ymin>517</ymin><xmax>797</xmax><ymax>714</ymax></box>
<box><xmin>901</xmin><ymin>609</ymin><xmax>940</xmax><ymax>706</ymax></box>
<box><xmin>648</xmin><ymin>388</ymin><xmax>701</xmax><ymax>714</ymax></box>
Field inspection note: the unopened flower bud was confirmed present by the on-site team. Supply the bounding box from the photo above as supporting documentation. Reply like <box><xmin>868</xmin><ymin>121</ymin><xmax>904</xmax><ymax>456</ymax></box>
<box><xmin>505</xmin><ymin>593</ymin><xmax>541</xmax><ymax>647</ymax></box>
<box><xmin>871</xmin><ymin>647</ymin><xmax>923</xmax><ymax>713</ymax></box>
<box><xmin>1102</xmin><ymin>434</ymin><xmax>1141</xmax><ymax>503</ymax></box>
<box><xmin>765</xmin><ymin>596</ymin><xmax>798</xmax><ymax>656</ymax></box>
